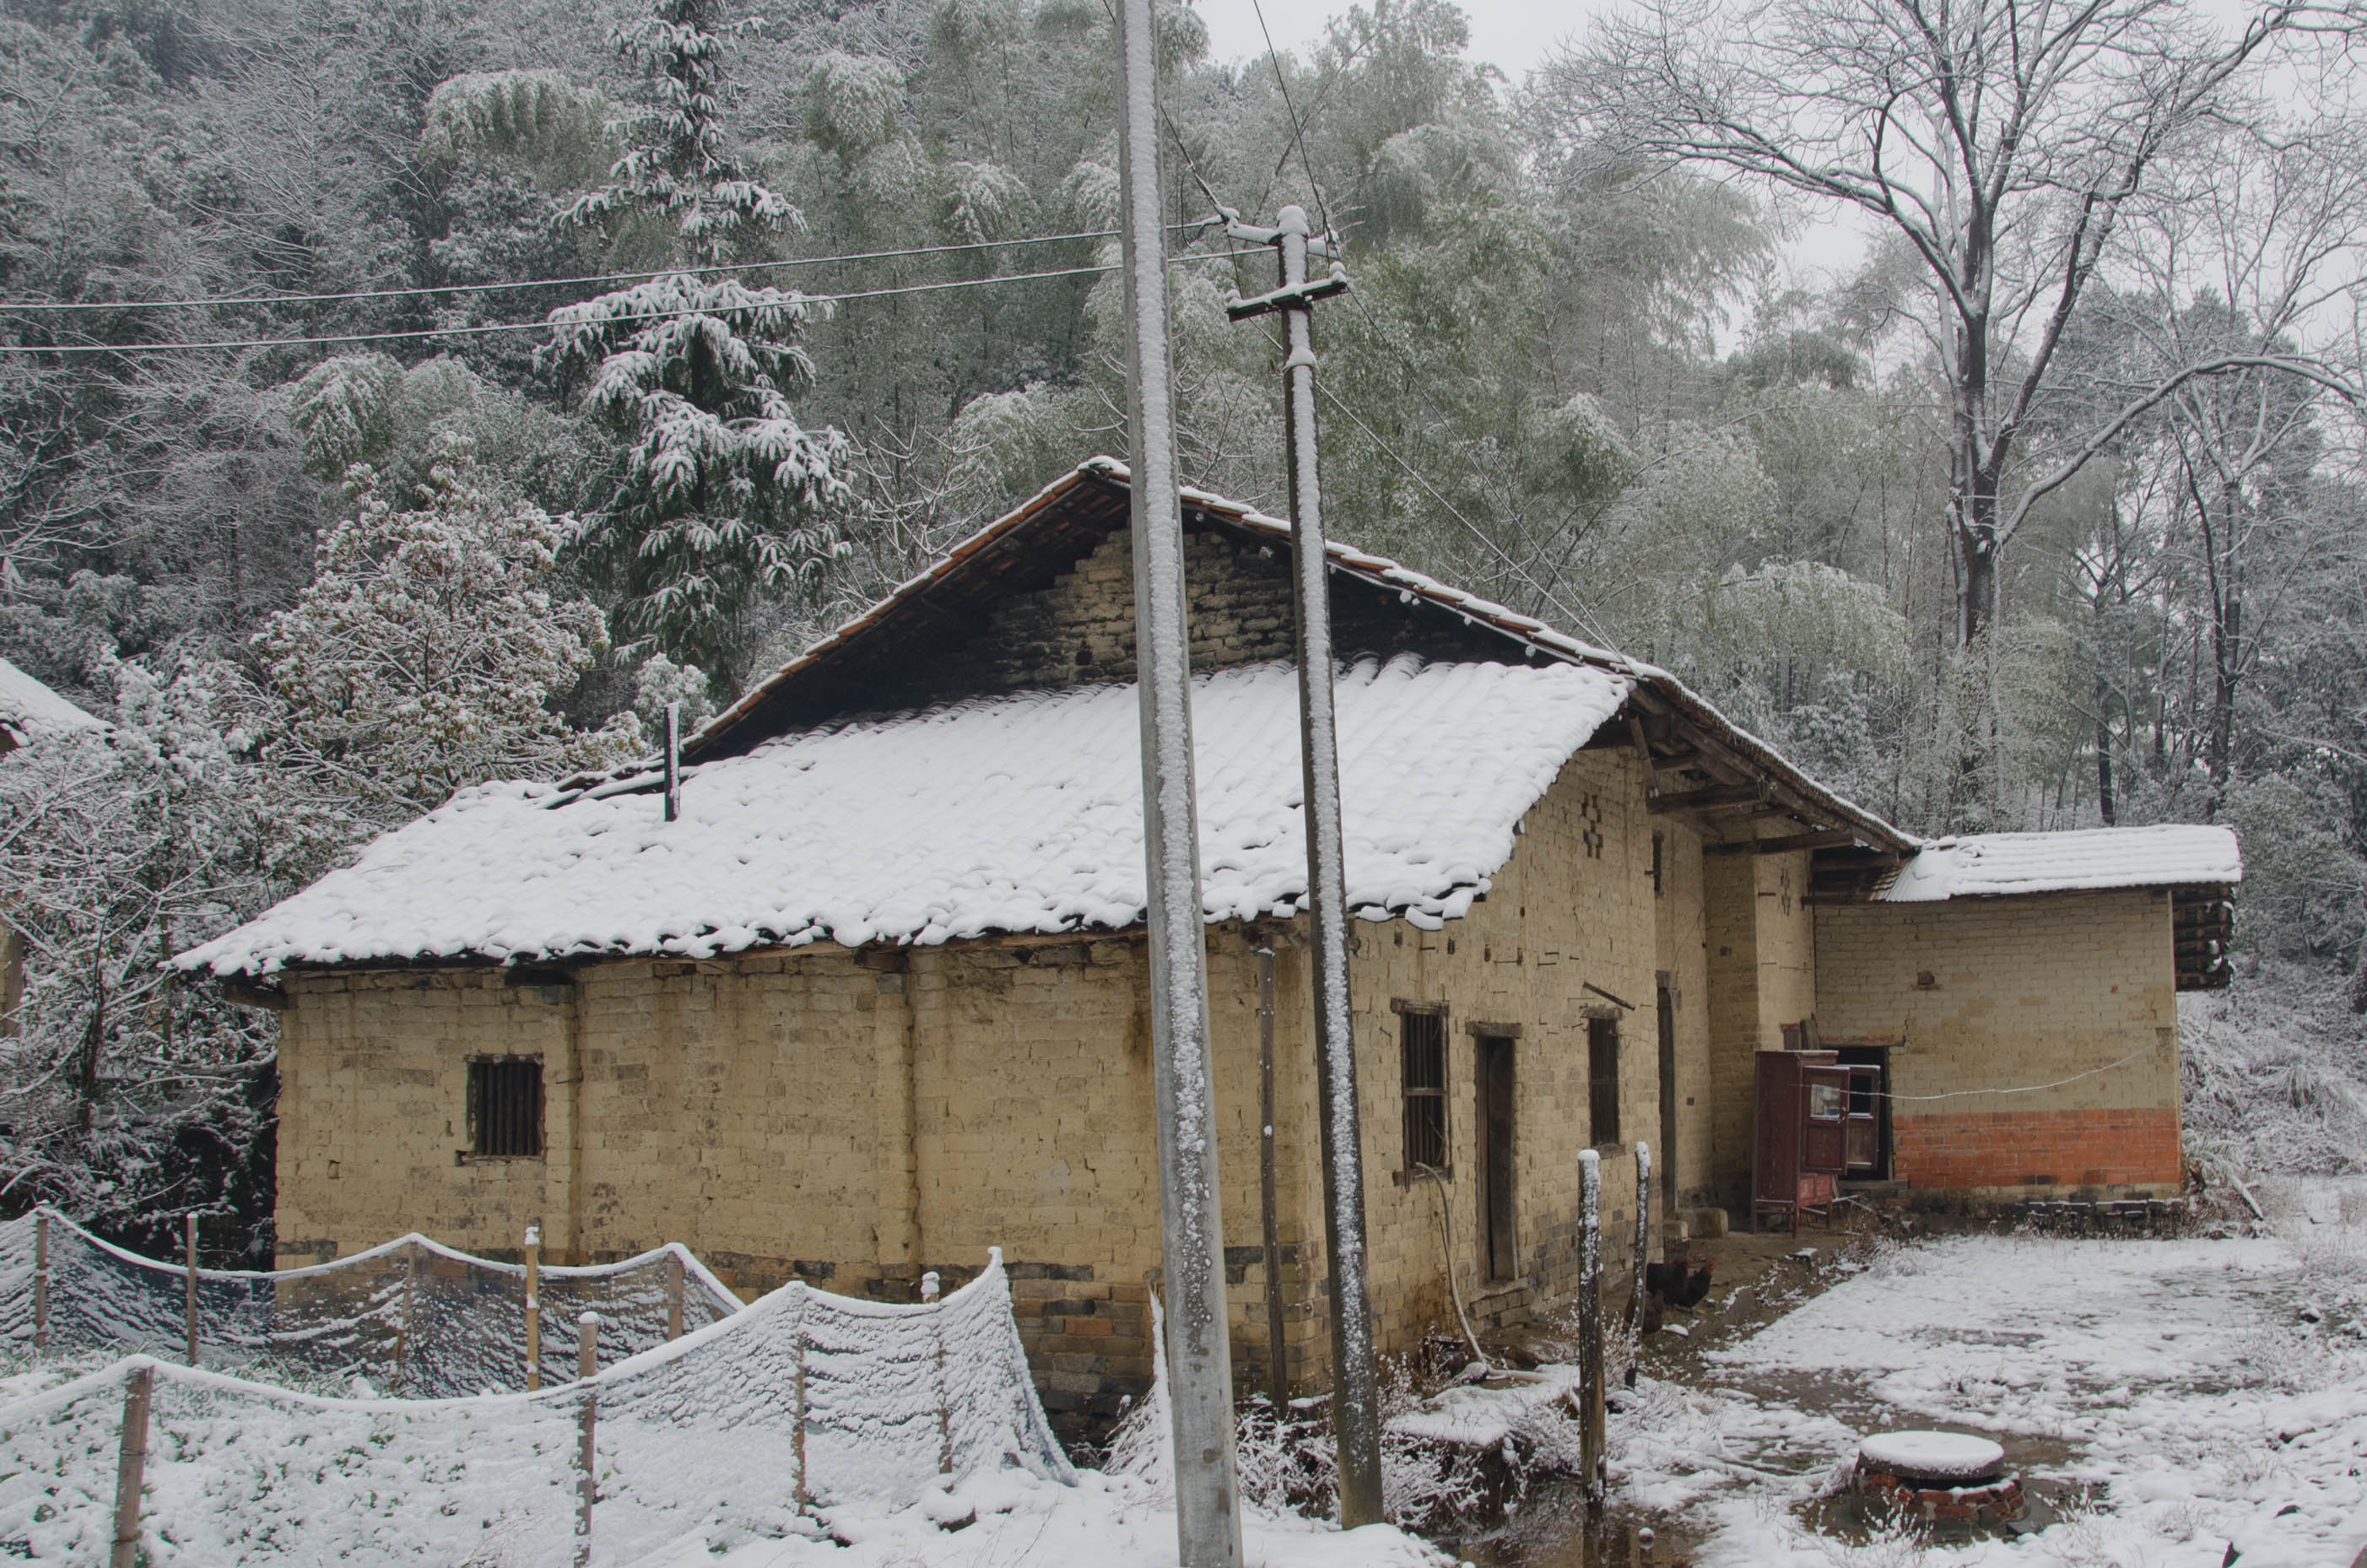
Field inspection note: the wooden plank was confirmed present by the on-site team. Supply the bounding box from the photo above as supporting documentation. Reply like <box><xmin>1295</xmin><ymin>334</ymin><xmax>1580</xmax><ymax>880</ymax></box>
<box><xmin>1704</xmin><ymin>830</ymin><xmax>1866</xmax><ymax>857</ymax></box>
<box><xmin>1647</xmin><ymin>783</ymin><xmax>1764</xmax><ymax>814</ymax></box>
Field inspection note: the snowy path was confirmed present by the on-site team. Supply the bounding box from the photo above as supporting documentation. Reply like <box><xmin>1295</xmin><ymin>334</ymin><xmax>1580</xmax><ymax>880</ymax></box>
<box><xmin>1612</xmin><ymin>1230</ymin><xmax>2367</xmax><ymax>1567</ymax></box>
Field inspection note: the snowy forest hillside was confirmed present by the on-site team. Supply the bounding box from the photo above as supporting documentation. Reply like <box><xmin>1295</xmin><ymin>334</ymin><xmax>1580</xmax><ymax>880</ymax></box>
<box><xmin>0</xmin><ymin>0</ymin><xmax>2360</xmax><ymax>1257</ymax></box>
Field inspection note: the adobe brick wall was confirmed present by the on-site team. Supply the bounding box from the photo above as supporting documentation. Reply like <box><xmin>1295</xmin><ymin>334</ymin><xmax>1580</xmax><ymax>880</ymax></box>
<box><xmin>1815</xmin><ymin>888</ymin><xmax>2181</xmax><ymax>1199</ymax></box>
<box><xmin>1701</xmin><ymin>849</ymin><xmax>1815</xmax><ymax>1212</ymax></box>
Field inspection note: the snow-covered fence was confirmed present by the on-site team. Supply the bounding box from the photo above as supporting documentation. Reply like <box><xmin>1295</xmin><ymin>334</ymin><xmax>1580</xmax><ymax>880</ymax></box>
<box><xmin>0</xmin><ymin>1251</ymin><xmax>1070</xmax><ymax>1563</ymax></box>
<box><xmin>0</xmin><ymin>1210</ymin><xmax>741</xmax><ymax>1395</ymax></box>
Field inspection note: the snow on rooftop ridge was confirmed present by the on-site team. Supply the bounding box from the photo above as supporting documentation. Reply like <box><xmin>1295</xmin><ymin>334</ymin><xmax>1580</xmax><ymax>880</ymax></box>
<box><xmin>1875</xmin><ymin>824</ymin><xmax>2242</xmax><ymax>902</ymax></box>
<box><xmin>177</xmin><ymin>655</ymin><xmax>1633</xmax><ymax>977</ymax></box>
<box><xmin>0</xmin><ymin>655</ymin><xmax>101</xmax><ymax>744</ymax></box>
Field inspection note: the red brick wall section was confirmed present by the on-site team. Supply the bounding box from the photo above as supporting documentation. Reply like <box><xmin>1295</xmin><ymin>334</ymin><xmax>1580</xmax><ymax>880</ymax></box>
<box><xmin>1893</xmin><ymin>1107</ymin><xmax>2181</xmax><ymax>1191</ymax></box>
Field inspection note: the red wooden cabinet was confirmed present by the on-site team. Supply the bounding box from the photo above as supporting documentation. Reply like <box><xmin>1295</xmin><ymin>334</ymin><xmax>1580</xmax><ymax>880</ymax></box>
<box><xmin>1754</xmin><ymin>1048</ymin><xmax>1848</xmax><ymax>1234</ymax></box>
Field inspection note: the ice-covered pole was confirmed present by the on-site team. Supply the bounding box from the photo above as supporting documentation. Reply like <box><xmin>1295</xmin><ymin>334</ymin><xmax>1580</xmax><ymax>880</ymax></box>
<box><xmin>1628</xmin><ymin>1140</ymin><xmax>1651</xmax><ymax>1386</ymax></box>
<box><xmin>1223</xmin><ymin>203</ymin><xmax>1380</xmax><ymax>1526</ymax></box>
<box><xmin>1112</xmin><ymin>1</ymin><xmax>1243</xmax><ymax>1561</ymax></box>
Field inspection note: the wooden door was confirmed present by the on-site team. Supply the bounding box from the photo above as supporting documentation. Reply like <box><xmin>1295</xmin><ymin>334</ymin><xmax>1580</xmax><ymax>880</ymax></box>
<box><xmin>1845</xmin><ymin>1065</ymin><xmax>1883</xmax><ymax>1172</ymax></box>
<box><xmin>1802</xmin><ymin>1066</ymin><xmax>1849</xmax><ymax>1175</ymax></box>
<box><xmin>1478</xmin><ymin>1035</ymin><xmax>1517</xmax><ymax>1282</ymax></box>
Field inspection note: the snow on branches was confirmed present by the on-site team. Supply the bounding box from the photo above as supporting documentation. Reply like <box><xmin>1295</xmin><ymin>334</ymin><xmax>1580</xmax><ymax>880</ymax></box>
<box><xmin>0</xmin><ymin>661</ymin><xmax>276</xmax><ymax>1260</ymax></box>
<box><xmin>252</xmin><ymin>439</ymin><xmax>640</xmax><ymax>832</ymax></box>
<box><xmin>547</xmin><ymin>0</ymin><xmax>849</xmax><ymax>684</ymax></box>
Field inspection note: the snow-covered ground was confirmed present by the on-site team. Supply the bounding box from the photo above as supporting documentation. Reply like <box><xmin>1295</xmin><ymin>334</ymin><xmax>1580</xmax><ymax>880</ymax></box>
<box><xmin>1603</xmin><ymin>1195</ymin><xmax>2367</xmax><ymax>1567</ymax></box>
<box><xmin>632</xmin><ymin>1471</ymin><xmax>1446</xmax><ymax>1568</ymax></box>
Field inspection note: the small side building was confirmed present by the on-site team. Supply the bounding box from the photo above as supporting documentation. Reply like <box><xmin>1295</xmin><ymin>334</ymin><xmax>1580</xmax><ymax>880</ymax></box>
<box><xmin>177</xmin><ymin>460</ymin><xmax>2238</xmax><ymax>1433</ymax></box>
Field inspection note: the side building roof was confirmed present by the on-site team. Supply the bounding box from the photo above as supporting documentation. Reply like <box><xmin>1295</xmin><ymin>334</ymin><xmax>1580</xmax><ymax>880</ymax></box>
<box><xmin>0</xmin><ymin>655</ymin><xmax>102</xmax><ymax>750</ymax></box>
<box><xmin>1874</xmin><ymin>824</ymin><xmax>2243</xmax><ymax>902</ymax></box>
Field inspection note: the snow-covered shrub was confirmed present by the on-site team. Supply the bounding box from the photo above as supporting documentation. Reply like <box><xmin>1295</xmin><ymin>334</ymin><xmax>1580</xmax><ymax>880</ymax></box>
<box><xmin>0</xmin><ymin>660</ymin><xmax>278</xmax><ymax>1261</ymax></box>
<box><xmin>252</xmin><ymin>439</ymin><xmax>640</xmax><ymax>838</ymax></box>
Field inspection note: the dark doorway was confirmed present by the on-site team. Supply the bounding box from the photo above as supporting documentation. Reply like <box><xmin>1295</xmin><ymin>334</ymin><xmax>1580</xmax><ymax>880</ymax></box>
<box><xmin>1834</xmin><ymin>1044</ymin><xmax>1892</xmax><ymax>1179</ymax></box>
<box><xmin>1656</xmin><ymin>977</ymin><xmax>1678</xmax><ymax>1219</ymax></box>
<box><xmin>1477</xmin><ymin>1035</ymin><xmax>1518</xmax><ymax>1282</ymax></box>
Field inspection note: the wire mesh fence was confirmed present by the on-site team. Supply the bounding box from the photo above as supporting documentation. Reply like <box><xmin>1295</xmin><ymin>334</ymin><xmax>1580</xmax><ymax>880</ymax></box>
<box><xmin>0</xmin><ymin>1210</ymin><xmax>743</xmax><ymax>1396</ymax></box>
<box><xmin>0</xmin><ymin>1244</ymin><xmax>1068</xmax><ymax>1564</ymax></box>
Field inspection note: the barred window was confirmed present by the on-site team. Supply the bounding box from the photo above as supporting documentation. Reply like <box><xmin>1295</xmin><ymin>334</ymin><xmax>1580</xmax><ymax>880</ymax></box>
<box><xmin>1588</xmin><ymin>1017</ymin><xmax>1621</xmax><ymax>1147</ymax></box>
<box><xmin>1401</xmin><ymin>1008</ymin><xmax>1448</xmax><ymax>1172</ymax></box>
<box><xmin>470</xmin><ymin>1058</ymin><xmax>543</xmax><ymax>1158</ymax></box>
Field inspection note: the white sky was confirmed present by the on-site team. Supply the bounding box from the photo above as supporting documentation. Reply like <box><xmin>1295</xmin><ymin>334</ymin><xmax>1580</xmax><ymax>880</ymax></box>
<box><xmin>1190</xmin><ymin>0</ymin><xmax>1878</xmax><ymax>288</ymax></box>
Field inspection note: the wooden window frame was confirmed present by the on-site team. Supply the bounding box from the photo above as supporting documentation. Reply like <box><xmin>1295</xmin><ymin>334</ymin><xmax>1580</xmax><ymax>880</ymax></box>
<box><xmin>467</xmin><ymin>1055</ymin><xmax>544</xmax><ymax>1160</ymax></box>
<box><xmin>1586</xmin><ymin>1016</ymin><xmax>1622</xmax><ymax>1149</ymax></box>
<box><xmin>1392</xmin><ymin>999</ymin><xmax>1450</xmax><ymax>1178</ymax></box>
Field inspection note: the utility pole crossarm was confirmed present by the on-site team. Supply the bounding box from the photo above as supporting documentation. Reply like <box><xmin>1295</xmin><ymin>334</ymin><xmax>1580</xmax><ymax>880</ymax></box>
<box><xmin>1224</xmin><ymin>270</ymin><xmax>1349</xmax><ymax>322</ymax></box>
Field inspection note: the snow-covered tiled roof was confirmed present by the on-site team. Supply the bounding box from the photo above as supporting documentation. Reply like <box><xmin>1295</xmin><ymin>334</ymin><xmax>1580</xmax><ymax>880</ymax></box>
<box><xmin>1873</xmin><ymin>825</ymin><xmax>2243</xmax><ymax>902</ymax></box>
<box><xmin>177</xmin><ymin>655</ymin><xmax>1631</xmax><ymax>976</ymax></box>
<box><xmin>0</xmin><ymin>656</ymin><xmax>100</xmax><ymax>747</ymax></box>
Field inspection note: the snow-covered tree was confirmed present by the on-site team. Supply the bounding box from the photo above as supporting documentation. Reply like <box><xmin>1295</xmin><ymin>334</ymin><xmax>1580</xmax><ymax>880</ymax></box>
<box><xmin>547</xmin><ymin>0</ymin><xmax>849</xmax><ymax>686</ymax></box>
<box><xmin>252</xmin><ymin>439</ymin><xmax>640</xmax><ymax>839</ymax></box>
<box><xmin>0</xmin><ymin>660</ymin><xmax>278</xmax><ymax>1261</ymax></box>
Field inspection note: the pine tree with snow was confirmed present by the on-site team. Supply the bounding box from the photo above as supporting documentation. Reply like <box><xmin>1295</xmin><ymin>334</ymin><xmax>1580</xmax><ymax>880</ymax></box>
<box><xmin>545</xmin><ymin>0</ymin><xmax>849</xmax><ymax>687</ymax></box>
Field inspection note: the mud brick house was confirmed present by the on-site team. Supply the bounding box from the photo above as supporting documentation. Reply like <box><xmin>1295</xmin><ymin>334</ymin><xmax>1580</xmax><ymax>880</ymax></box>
<box><xmin>178</xmin><ymin>459</ymin><xmax>2240</xmax><ymax>1429</ymax></box>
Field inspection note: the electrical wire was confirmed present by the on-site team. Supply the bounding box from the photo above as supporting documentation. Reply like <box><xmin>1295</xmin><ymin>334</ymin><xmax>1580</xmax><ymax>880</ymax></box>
<box><xmin>1249</xmin><ymin>0</ymin><xmax>1337</xmax><ymax>238</ymax></box>
<box><xmin>0</xmin><ymin>226</ymin><xmax>1210</xmax><ymax>316</ymax></box>
<box><xmin>0</xmin><ymin>249</ymin><xmax>1270</xmax><ymax>356</ymax></box>
<box><xmin>1309</xmin><ymin>375</ymin><xmax>1620</xmax><ymax>648</ymax></box>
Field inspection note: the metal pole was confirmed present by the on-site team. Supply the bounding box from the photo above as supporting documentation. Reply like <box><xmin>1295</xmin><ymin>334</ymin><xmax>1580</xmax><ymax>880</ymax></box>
<box><xmin>1256</xmin><ymin>946</ymin><xmax>1288</xmax><ymax>1420</ymax></box>
<box><xmin>663</xmin><ymin>700</ymin><xmax>682</xmax><ymax>823</ymax></box>
<box><xmin>1113</xmin><ymin>1</ymin><xmax>1242</xmax><ymax>1561</ymax></box>
<box><xmin>1579</xmin><ymin>1149</ymin><xmax>1607</xmax><ymax>1509</ymax></box>
<box><xmin>109</xmin><ymin>1360</ymin><xmax>153</xmax><ymax>1568</ymax></box>
<box><xmin>1224</xmin><ymin>203</ymin><xmax>1380</xmax><ymax>1526</ymax></box>
<box><xmin>183</xmin><ymin>1214</ymin><xmax>199</xmax><ymax>1367</ymax></box>
<box><xmin>576</xmin><ymin>1311</ymin><xmax>597</xmax><ymax>1567</ymax></box>
<box><xmin>524</xmin><ymin>1225</ymin><xmax>542</xmax><ymax>1392</ymax></box>
<box><xmin>33</xmin><ymin>1210</ymin><xmax>47</xmax><ymax>1353</ymax></box>
<box><xmin>1629</xmin><ymin>1140</ymin><xmax>1651</xmax><ymax>1386</ymax></box>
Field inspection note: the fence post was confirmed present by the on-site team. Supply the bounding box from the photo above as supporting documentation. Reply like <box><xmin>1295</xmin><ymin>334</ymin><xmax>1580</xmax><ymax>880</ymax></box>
<box><xmin>1578</xmin><ymin>1148</ymin><xmax>1606</xmax><ymax>1510</ymax></box>
<box><xmin>524</xmin><ymin>1225</ymin><xmax>542</xmax><ymax>1392</ymax></box>
<box><xmin>575</xmin><ymin>1311</ymin><xmax>598</xmax><ymax>1568</ymax></box>
<box><xmin>666</xmin><ymin>1250</ymin><xmax>684</xmax><ymax>1341</ymax></box>
<box><xmin>791</xmin><ymin>1286</ymin><xmax>809</xmax><ymax>1514</ymax></box>
<box><xmin>109</xmin><ymin>1360</ymin><xmax>154</xmax><ymax>1568</ymax></box>
<box><xmin>33</xmin><ymin>1210</ymin><xmax>47</xmax><ymax>1353</ymax></box>
<box><xmin>1628</xmin><ymin>1141</ymin><xmax>1651</xmax><ymax>1386</ymax></box>
<box><xmin>394</xmin><ymin>1241</ymin><xmax>419</xmax><ymax>1388</ymax></box>
<box><xmin>183</xmin><ymin>1214</ymin><xmax>199</xmax><ymax>1367</ymax></box>
<box><xmin>924</xmin><ymin>1270</ymin><xmax>950</xmax><ymax>1476</ymax></box>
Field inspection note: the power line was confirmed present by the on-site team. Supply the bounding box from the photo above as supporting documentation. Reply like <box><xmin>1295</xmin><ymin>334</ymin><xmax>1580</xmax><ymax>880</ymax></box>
<box><xmin>0</xmin><ymin>249</ymin><xmax>1269</xmax><ymax>357</ymax></box>
<box><xmin>1249</xmin><ymin>0</ymin><xmax>1337</xmax><ymax>237</ymax></box>
<box><xmin>0</xmin><ymin>226</ymin><xmax>1211</xmax><ymax>316</ymax></box>
<box><xmin>1310</xmin><ymin>376</ymin><xmax>1620</xmax><ymax>650</ymax></box>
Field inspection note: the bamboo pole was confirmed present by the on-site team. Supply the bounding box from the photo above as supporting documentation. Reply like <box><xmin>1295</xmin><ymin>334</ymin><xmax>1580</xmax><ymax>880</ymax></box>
<box><xmin>665</xmin><ymin>1250</ymin><xmax>684</xmax><ymax>1341</ymax></box>
<box><xmin>575</xmin><ymin>1311</ymin><xmax>598</xmax><ymax>1567</ymax></box>
<box><xmin>925</xmin><ymin>1270</ymin><xmax>950</xmax><ymax>1475</ymax></box>
<box><xmin>182</xmin><ymin>1214</ymin><xmax>198</xmax><ymax>1367</ymax></box>
<box><xmin>790</xmin><ymin>1287</ymin><xmax>809</xmax><ymax>1514</ymax></box>
<box><xmin>1579</xmin><ymin>1149</ymin><xmax>1606</xmax><ymax>1509</ymax></box>
<box><xmin>524</xmin><ymin>1225</ymin><xmax>542</xmax><ymax>1392</ymax></box>
<box><xmin>33</xmin><ymin>1210</ymin><xmax>47</xmax><ymax>1352</ymax></box>
<box><xmin>1628</xmin><ymin>1141</ymin><xmax>1651</xmax><ymax>1386</ymax></box>
<box><xmin>108</xmin><ymin>1361</ymin><xmax>154</xmax><ymax>1568</ymax></box>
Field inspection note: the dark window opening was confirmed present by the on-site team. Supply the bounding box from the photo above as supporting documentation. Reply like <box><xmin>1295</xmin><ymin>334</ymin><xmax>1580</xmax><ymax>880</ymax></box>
<box><xmin>1651</xmin><ymin>832</ymin><xmax>1664</xmax><ymax>896</ymax></box>
<box><xmin>1400</xmin><ymin>1008</ymin><xmax>1447</xmax><ymax>1173</ymax></box>
<box><xmin>1477</xmin><ymin>1033</ymin><xmax>1517</xmax><ymax>1281</ymax></box>
<box><xmin>470</xmin><ymin>1057</ymin><xmax>543</xmax><ymax>1158</ymax></box>
<box><xmin>1588</xmin><ymin>1016</ymin><xmax>1621</xmax><ymax>1147</ymax></box>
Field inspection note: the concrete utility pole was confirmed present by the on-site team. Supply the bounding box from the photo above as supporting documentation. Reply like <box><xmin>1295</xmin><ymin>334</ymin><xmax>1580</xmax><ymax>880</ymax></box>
<box><xmin>1224</xmin><ymin>204</ymin><xmax>1385</xmax><ymax>1527</ymax></box>
<box><xmin>1112</xmin><ymin>2</ymin><xmax>1244</xmax><ymax>1563</ymax></box>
